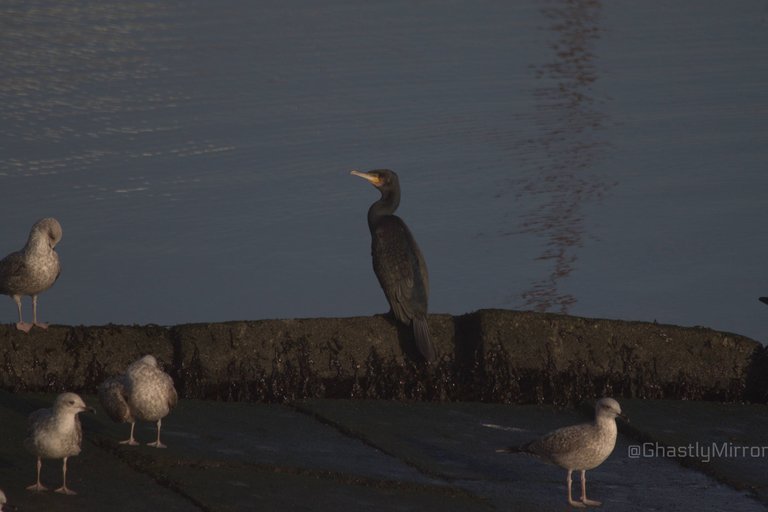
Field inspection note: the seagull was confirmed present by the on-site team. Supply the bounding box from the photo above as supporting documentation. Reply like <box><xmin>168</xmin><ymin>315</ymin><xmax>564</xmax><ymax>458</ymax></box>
<box><xmin>0</xmin><ymin>488</ymin><xmax>6</xmax><ymax>511</ymax></box>
<box><xmin>0</xmin><ymin>217</ymin><xmax>62</xmax><ymax>332</ymax></box>
<box><xmin>497</xmin><ymin>398</ymin><xmax>627</xmax><ymax>508</ymax></box>
<box><xmin>24</xmin><ymin>392</ymin><xmax>94</xmax><ymax>495</ymax></box>
<box><xmin>98</xmin><ymin>355</ymin><xmax>178</xmax><ymax>448</ymax></box>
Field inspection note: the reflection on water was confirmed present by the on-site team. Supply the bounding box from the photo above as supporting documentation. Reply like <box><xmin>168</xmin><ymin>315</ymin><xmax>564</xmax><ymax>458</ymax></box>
<box><xmin>1</xmin><ymin>0</ymin><xmax>767</xmax><ymax>343</ymax></box>
<box><xmin>513</xmin><ymin>0</ymin><xmax>614</xmax><ymax>314</ymax></box>
<box><xmin>1</xmin><ymin>2</ymin><xmax>174</xmax><ymax>143</ymax></box>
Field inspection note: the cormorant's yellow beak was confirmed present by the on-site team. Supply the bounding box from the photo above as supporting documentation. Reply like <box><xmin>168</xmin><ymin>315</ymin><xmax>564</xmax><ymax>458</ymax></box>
<box><xmin>350</xmin><ymin>170</ymin><xmax>382</xmax><ymax>186</ymax></box>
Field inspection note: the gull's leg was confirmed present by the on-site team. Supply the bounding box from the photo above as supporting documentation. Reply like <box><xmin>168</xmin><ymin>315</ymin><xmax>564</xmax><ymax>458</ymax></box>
<box><xmin>147</xmin><ymin>418</ymin><xmax>167</xmax><ymax>448</ymax></box>
<box><xmin>580</xmin><ymin>470</ymin><xmax>602</xmax><ymax>507</ymax></box>
<box><xmin>119</xmin><ymin>422</ymin><xmax>139</xmax><ymax>446</ymax></box>
<box><xmin>14</xmin><ymin>295</ymin><xmax>32</xmax><ymax>333</ymax></box>
<box><xmin>567</xmin><ymin>469</ymin><xmax>586</xmax><ymax>508</ymax></box>
<box><xmin>32</xmin><ymin>295</ymin><xmax>49</xmax><ymax>329</ymax></box>
<box><xmin>54</xmin><ymin>457</ymin><xmax>77</xmax><ymax>495</ymax></box>
<box><xmin>26</xmin><ymin>457</ymin><xmax>48</xmax><ymax>491</ymax></box>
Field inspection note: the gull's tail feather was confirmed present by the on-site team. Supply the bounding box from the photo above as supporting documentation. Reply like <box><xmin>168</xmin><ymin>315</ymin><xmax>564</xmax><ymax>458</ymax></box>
<box><xmin>496</xmin><ymin>441</ymin><xmax>533</xmax><ymax>454</ymax></box>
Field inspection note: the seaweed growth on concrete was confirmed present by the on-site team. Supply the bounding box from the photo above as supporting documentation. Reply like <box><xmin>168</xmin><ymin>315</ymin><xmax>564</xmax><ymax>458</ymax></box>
<box><xmin>0</xmin><ymin>310</ymin><xmax>763</xmax><ymax>403</ymax></box>
<box><xmin>352</xmin><ymin>352</ymin><xmax>460</xmax><ymax>402</ymax></box>
<box><xmin>168</xmin><ymin>331</ymin><xmax>757</xmax><ymax>404</ymax></box>
<box><xmin>178</xmin><ymin>337</ymin><xmax>328</xmax><ymax>402</ymax></box>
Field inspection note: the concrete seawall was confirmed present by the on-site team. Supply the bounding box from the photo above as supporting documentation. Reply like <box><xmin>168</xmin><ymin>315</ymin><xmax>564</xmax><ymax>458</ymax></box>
<box><xmin>1</xmin><ymin>309</ymin><xmax>765</xmax><ymax>403</ymax></box>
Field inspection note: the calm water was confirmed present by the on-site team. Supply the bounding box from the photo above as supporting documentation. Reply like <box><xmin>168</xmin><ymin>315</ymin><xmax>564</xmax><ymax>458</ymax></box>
<box><xmin>1</xmin><ymin>0</ymin><xmax>767</xmax><ymax>342</ymax></box>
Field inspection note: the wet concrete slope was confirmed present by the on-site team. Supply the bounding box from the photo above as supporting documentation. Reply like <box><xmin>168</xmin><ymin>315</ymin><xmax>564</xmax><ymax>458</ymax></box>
<box><xmin>1</xmin><ymin>393</ymin><xmax>765</xmax><ymax>512</ymax></box>
<box><xmin>1</xmin><ymin>309</ymin><xmax>764</xmax><ymax>403</ymax></box>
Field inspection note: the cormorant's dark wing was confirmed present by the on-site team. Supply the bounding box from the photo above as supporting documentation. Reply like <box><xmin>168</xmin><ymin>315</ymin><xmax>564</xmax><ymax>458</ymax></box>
<box><xmin>371</xmin><ymin>215</ymin><xmax>429</xmax><ymax>324</ymax></box>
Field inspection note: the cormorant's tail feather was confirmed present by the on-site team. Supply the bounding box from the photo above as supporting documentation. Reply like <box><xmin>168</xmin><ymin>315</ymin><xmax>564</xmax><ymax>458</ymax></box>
<box><xmin>413</xmin><ymin>317</ymin><xmax>436</xmax><ymax>362</ymax></box>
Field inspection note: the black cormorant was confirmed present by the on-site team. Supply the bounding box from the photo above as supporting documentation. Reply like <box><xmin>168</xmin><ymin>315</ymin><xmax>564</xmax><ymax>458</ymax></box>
<box><xmin>351</xmin><ymin>169</ymin><xmax>436</xmax><ymax>362</ymax></box>
<box><xmin>759</xmin><ymin>297</ymin><xmax>768</xmax><ymax>306</ymax></box>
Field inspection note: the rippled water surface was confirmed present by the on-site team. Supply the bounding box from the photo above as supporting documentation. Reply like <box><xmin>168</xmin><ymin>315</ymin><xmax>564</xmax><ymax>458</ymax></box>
<box><xmin>1</xmin><ymin>0</ymin><xmax>767</xmax><ymax>342</ymax></box>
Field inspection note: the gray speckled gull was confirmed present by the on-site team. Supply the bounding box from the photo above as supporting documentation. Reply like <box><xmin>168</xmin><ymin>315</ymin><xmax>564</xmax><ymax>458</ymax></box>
<box><xmin>24</xmin><ymin>392</ymin><xmax>94</xmax><ymax>495</ymax></box>
<box><xmin>497</xmin><ymin>397</ymin><xmax>627</xmax><ymax>508</ymax></box>
<box><xmin>0</xmin><ymin>217</ymin><xmax>62</xmax><ymax>333</ymax></box>
<box><xmin>98</xmin><ymin>355</ymin><xmax>178</xmax><ymax>448</ymax></box>
<box><xmin>0</xmin><ymin>488</ymin><xmax>6</xmax><ymax>511</ymax></box>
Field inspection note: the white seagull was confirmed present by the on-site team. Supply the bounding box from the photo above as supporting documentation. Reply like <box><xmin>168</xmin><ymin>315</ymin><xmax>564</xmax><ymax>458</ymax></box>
<box><xmin>0</xmin><ymin>217</ymin><xmax>62</xmax><ymax>332</ymax></box>
<box><xmin>99</xmin><ymin>355</ymin><xmax>178</xmax><ymax>448</ymax></box>
<box><xmin>25</xmin><ymin>392</ymin><xmax>94</xmax><ymax>495</ymax></box>
<box><xmin>497</xmin><ymin>398</ymin><xmax>627</xmax><ymax>508</ymax></box>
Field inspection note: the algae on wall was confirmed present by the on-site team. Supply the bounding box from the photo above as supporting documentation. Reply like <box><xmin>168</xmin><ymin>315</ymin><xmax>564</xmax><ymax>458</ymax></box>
<box><xmin>0</xmin><ymin>309</ymin><xmax>763</xmax><ymax>404</ymax></box>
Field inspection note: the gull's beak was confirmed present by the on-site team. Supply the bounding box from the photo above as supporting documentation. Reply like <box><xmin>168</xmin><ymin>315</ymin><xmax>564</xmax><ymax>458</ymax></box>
<box><xmin>83</xmin><ymin>406</ymin><xmax>96</xmax><ymax>414</ymax></box>
<box><xmin>350</xmin><ymin>170</ymin><xmax>382</xmax><ymax>186</ymax></box>
<box><xmin>618</xmin><ymin>411</ymin><xmax>629</xmax><ymax>423</ymax></box>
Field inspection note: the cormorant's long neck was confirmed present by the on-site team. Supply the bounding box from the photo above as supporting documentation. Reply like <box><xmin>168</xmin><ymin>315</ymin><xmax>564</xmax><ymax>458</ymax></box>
<box><xmin>367</xmin><ymin>187</ymin><xmax>400</xmax><ymax>232</ymax></box>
